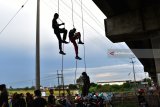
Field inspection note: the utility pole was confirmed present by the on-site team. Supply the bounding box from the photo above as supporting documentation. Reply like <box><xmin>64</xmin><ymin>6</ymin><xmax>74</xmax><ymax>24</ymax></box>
<box><xmin>36</xmin><ymin>0</ymin><xmax>40</xmax><ymax>90</ymax></box>
<box><xmin>130</xmin><ymin>57</ymin><xmax>136</xmax><ymax>95</ymax></box>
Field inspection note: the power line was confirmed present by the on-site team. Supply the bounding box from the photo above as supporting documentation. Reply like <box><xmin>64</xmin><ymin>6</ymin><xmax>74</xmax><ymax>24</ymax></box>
<box><xmin>59</xmin><ymin>0</ymin><xmax>106</xmax><ymax>39</ymax></box>
<box><xmin>78</xmin><ymin>0</ymin><xmax>104</xmax><ymax>26</ymax></box>
<box><xmin>6</xmin><ymin>74</ymin><xmax>57</xmax><ymax>85</ymax></box>
<box><xmin>60</xmin><ymin>0</ymin><xmax>104</xmax><ymax>34</ymax></box>
<box><xmin>75</xmin><ymin>0</ymin><xmax>125</xmax><ymax>50</ymax></box>
<box><xmin>0</xmin><ymin>0</ymin><xmax>29</xmax><ymax>35</ymax></box>
<box><xmin>75</xmin><ymin>0</ymin><xmax>104</xmax><ymax>30</ymax></box>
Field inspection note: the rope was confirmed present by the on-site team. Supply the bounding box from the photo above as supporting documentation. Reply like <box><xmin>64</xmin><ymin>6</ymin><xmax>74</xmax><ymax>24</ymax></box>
<box><xmin>58</xmin><ymin>0</ymin><xmax>65</xmax><ymax>94</ymax></box>
<box><xmin>57</xmin><ymin>0</ymin><xmax>65</xmax><ymax>28</ymax></box>
<box><xmin>0</xmin><ymin>0</ymin><xmax>29</xmax><ymax>35</ymax></box>
<box><xmin>60</xmin><ymin>0</ymin><xmax>105</xmax><ymax>37</ymax></box>
<box><xmin>58</xmin><ymin>0</ymin><xmax>59</xmax><ymax>14</ymax></box>
<box><xmin>71</xmin><ymin>0</ymin><xmax>75</xmax><ymax>28</ymax></box>
<box><xmin>74</xmin><ymin>60</ymin><xmax>77</xmax><ymax>84</ymax></box>
<box><xmin>61</xmin><ymin>43</ymin><xmax>65</xmax><ymax>94</ymax></box>
<box><xmin>70</xmin><ymin>0</ymin><xmax>77</xmax><ymax>84</ymax></box>
<box><xmin>76</xmin><ymin>0</ymin><xmax>104</xmax><ymax>30</ymax></box>
<box><xmin>80</xmin><ymin>0</ymin><xmax>87</xmax><ymax>72</ymax></box>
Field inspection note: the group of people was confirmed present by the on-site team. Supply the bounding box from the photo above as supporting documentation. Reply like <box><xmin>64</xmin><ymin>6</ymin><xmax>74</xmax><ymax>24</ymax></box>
<box><xmin>74</xmin><ymin>93</ymin><xmax>107</xmax><ymax>107</ymax></box>
<box><xmin>0</xmin><ymin>87</ymin><xmax>70</xmax><ymax>107</ymax></box>
<box><xmin>52</xmin><ymin>13</ymin><xmax>84</xmax><ymax>60</ymax></box>
<box><xmin>0</xmin><ymin>72</ymin><xmax>90</xmax><ymax>107</ymax></box>
<box><xmin>10</xmin><ymin>90</ymin><xmax>47</xmax><ymax>107</ymax></box>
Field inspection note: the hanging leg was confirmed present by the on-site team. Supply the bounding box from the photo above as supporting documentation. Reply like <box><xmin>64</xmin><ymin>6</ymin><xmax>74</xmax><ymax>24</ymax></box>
<box><xmin>55</xmin><ymin>32</ymin><xmax>66</xmax><ymax>55</ymax></box>
<box><xmin>72</xmin><ymin>40</ymin><xmax>81</xmax><ymax>60</ymax></box>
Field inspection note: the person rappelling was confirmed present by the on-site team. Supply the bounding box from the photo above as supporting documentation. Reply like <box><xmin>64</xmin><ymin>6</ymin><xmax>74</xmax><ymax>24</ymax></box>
<box><xmin>52</xmin><ymin>13</ymin><xmax>69</xmax><ymax>55</ymax></box>
<box><xmin>69</xmin><ymin>28</ymin><xmax>84</xmax><ymax>60</ymax></box>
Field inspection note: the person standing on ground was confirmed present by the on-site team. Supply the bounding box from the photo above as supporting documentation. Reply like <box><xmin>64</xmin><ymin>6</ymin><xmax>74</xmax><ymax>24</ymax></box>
<box><xmin>32</xmin><ymin>90</ymin><xmax>47</xmax><ymax>107</ymax></box>
<box><xmin>26</xmin><ymin>92</ymin><xmax>33</xmax><ymax>107</ymax></box>
<box><xmin>0</xmin><ymin>84</ymin><xmax>9</xmax><ymax>107</ymax></box>
<box><xmin>48</xmin><ymin>89</ymin><xmax>56</xmax><ymax>107</ymax></box>
<box><xmin>81</xmin><ymin>72</ymin><xmax>90</xmax><ymax>97</ymax></box>
<box><xmin>138</xmin><ymin>89</ymin><xmax>148</xmax><ymax>107</ymax></box>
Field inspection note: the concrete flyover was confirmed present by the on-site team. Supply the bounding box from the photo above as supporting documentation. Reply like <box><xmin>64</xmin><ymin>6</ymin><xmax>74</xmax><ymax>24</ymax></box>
<box><xmin>92</xmin><ymin>0</ymin><xmax>160</xmax><ymax>85</ymax></box>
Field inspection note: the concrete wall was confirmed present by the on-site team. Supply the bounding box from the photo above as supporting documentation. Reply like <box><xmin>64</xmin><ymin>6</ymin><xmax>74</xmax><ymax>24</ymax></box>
<box><xmin>105</xmin><ymin>6</ymin><xmax>160</xmax><ymax>41</ymax></box>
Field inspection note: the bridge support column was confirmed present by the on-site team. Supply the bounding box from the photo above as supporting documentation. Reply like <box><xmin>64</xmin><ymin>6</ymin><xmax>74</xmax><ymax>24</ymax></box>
<box><xmin>151</xmin><ymin>36</ymin><xmax>160</xmax><ymax>86</ymax></box>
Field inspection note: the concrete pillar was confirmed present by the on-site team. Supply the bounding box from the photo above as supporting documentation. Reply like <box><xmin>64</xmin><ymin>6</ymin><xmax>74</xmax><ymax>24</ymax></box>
<box><xmin>151</xmin><ymin>35</ymin><xmax>160</xmax><ymax>86</ymax></box>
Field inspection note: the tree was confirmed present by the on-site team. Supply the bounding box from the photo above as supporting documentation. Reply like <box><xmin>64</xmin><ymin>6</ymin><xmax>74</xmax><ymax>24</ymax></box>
<box><xmin>90</xmin><ymin>82</ymin><xmax>97</xmax><ymax>87</ymax></box>
<box><xmin>143</xmin><ymin>78</ymin><xmax>152</xmax><ymax>86</ymax></box>
<box><xmin>110</xmin><ymin>85</ymin><xmax>121</xmax><ymax>92</ymax></box>
<box><xmin>76</xmin><ymin>76</ymin><xmax>83</xmax><ymax>85</ymax></box>
<box><xmin>123</xmin><ymin>82</ymin><xmax>131</xmax><ymax>89</ymax></box>
<box><xmin>68</xmin><ymin>84</ymin><xmax>77</xmax><ymax>90</ymax></box>
<box><xmin>9</xmin><ymin>86</ymin><xmax>13</xmax><ymax>90</ymax></box>
<box><xmin>30</xmin><ymin>86</ymin><xmax>35</xmax><ymax>90</ymax></box>
<box><xmin>24</xmin><ymin>86</ymin><xmax>29</xmax><ymax>90</ymax></box>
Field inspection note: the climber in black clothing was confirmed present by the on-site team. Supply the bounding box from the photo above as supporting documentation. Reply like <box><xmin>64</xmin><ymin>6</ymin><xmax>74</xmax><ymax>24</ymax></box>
<box><xmin>52</xmin><ymin>13</ymin><xmax>69</xmax><ymax>55</ymax></box>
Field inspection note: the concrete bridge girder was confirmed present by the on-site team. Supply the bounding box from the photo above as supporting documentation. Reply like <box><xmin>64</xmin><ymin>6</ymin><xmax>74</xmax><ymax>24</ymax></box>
<box><xmin>93</xmin><ymin>0</ymin><xmax>160</xmax><ymax>85</ymax></box>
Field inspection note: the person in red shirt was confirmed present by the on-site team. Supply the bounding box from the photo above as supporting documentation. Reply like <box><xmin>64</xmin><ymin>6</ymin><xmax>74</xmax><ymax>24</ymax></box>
<box><xmin>69</xmin><ymin>28</ymin><xmax>84</xmax><ymax>60</ymax></box>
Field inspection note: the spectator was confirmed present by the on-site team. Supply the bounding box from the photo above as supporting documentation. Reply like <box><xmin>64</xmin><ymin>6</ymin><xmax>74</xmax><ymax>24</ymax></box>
<box><xmin>75</xmin><ymin>94</ymin><xmax>83</xmax><ymax>107</ymax></box>
<box><xmin>48</xmin><ymin>89</ymin><xmax>56</xmax><ymax>107</ymax></box>
<box><xmin>81</xmin><ymin>72</ymin><xmax>90</xmax><ymax>97</ymax></box>
<box><xmin>0</xmin><ymin>84</ymin><xmax>9</xmax><ymax>107</ymax></box>
<box><xmin>26</xmin><ymin>92</ymin><xmax>33</xmax><ymax>107</ymax></box>
<box><xmin>138</xmin><ymin>89</ymin><xmax>148</xmax><ymax>107</ymax></box>
<box><xmin>65</xmin><ymin>94</ymin><xmax>72</xmax><ymax>107</ymax></box>
<box><xmin>19</xmin><ymin>93</ymin><xmax>26</xmax><ymax>107</ymax></box>
<box><xmin>32</xmin><ymin>90</ymin><xmax>47</xmax><ymax>107</ymax></box>
<box><xmin>12</xmin><ymin>93</ymin><xmax>20</xmax><ymax>107</ymax></box>
<box><xmin>59</xmin><ymin>93</ymin><xmax>66</xmax><ymax>106</ymax></box>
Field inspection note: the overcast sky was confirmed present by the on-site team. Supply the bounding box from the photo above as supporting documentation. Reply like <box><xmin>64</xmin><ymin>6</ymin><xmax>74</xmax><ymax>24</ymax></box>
<box><xmin>0</xmin><ymin>0</ymin><xmax>147</xmax><ymax>88</ymax></box>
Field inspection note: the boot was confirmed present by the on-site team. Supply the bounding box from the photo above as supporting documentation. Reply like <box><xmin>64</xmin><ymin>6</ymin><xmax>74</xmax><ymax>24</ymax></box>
<box><xmin>78</xmin><ymin>41</ymin><xmax>84</xmax><ymax>44</ymax></box>
<box><xmin>62</xmin><ymin>40</ymin><xmax>69</xmax><ymax>44</ymax></box>
<box><xmin>75</xmin><ymin>56</ymin><xmax>82</xmax><ymax>60</ymax></box>
<box><xmin>59</xmin><ymin>51</ymin><xmax>66</xmax><ymax>55</ymax></box>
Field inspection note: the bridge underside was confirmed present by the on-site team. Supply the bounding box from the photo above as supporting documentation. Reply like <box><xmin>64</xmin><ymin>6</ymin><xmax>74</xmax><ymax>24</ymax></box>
<box><xmin>93</xmin><ymin>0</ymin><xmax>160</xmax><ymax>84</ymax></box>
